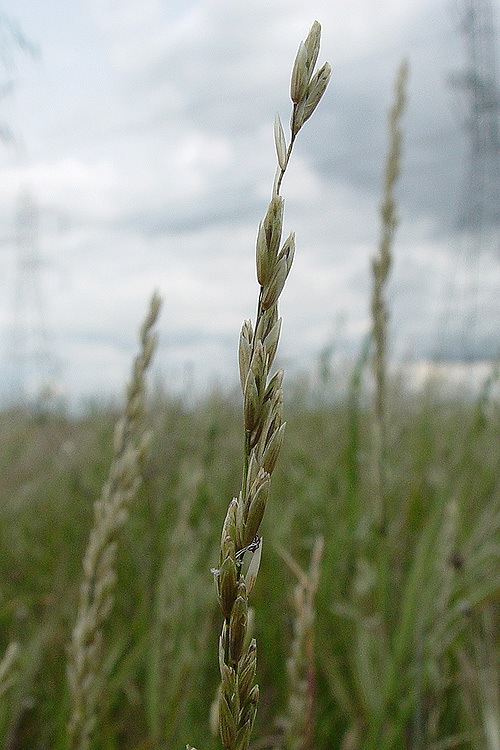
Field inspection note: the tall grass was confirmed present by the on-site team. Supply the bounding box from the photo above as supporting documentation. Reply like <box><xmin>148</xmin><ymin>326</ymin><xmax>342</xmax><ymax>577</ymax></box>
<box><xmin>370</xmin><ymin>58</ymin><xmax>408</xmax><ymax>534</ymax></box>
<box><xmin>278</xmin><ymin>535</ymin><xmax>324</xmax><ymax>750</ymax></box>
<box><xmin>205</xmin><ymin>21</ymin><xmax>330</xmax><ymax>750</ymax></box>
<box><xmin>67</xmin><ymin>292</ymin><xmax>161</xmax><ymax>750</ymax></box>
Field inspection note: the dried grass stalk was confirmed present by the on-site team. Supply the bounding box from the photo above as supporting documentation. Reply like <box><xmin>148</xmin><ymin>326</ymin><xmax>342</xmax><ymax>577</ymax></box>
<box><xmin>206</xmin><ymin>22</ymin><xmax>330</xmax><ymax>750</ymax></box>
<box><xmin>66</xmin><ymin>292</ymin><xmax>161</xmax><ymax>750</ymax></box>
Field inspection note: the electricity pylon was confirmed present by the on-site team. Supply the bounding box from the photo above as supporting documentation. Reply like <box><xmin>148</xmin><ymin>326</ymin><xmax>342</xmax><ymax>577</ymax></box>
<box><xmin>8</xmin><ymin>187</ymin><xmax>58</xmax><ymax>405</ymax></box>
<box><xmin>452</xmin><ymin>0</ymin><xmax>500</xmax><ymax>232</ymax></box>
<box><xmin>440</xmin><ymin>0</ymin><xmax>500</xmax><ymax>359</ymax></box>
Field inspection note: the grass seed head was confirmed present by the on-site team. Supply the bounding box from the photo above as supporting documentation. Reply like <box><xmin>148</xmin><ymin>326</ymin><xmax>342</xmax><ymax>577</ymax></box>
<box><xmin>212</xmin><ymin>21</ymin><xmax>329</xmax><ymax>750</ymax></box>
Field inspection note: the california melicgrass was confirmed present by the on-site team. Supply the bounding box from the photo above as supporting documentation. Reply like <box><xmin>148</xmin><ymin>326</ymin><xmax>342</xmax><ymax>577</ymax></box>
<box><xmin>370</xmin><ymin>59</ymin><xmax>408</xmax><ymax>534</ymax></box>
<box><xmin>66</xmin><ymin>292</ymin><xmax>161</xmax><ymax>750</ymax></box>
<box><xmin>191</xmin><ymin>22</ymin><xmax>330</xmax><ymax>750</ymax></box>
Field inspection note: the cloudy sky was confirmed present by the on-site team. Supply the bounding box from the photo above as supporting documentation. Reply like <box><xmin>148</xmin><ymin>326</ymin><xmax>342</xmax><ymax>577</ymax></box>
<box><xmin>0</xmin><ymin>0</ymin><xmax>499</xmax><ymax>407</ymax></box>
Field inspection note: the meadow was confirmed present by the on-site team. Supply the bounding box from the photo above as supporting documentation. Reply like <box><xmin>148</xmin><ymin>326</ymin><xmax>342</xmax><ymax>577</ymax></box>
<box><xmin>1</xmin><ymin>368</ymin><xmax>500</xmax><ymax>750</ymax></box>
<box><xmin>1</xmin><ymin>20</ymin><xmax>500</xmax><ymax>750</ymax></box>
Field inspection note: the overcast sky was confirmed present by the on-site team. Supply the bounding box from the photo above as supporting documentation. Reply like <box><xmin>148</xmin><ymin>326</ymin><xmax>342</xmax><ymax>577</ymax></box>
<box><xmin>0</xmin><ymin>0</ymin><xmax>499</xmax><ymax>407</ymax></box>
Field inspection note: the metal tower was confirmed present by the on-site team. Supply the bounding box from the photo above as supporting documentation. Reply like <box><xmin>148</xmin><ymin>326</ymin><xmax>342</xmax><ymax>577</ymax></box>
<box><xmin>440</xmin><ymin>0</ymin><xmax>500</xmax><ymax>359</ymax></box>
<box><xmin>7</xmin><ymin>187</ymin><xmax>57</xmax><ymax>405</ymax></box>
<box><xmin>452</xmin><ymin>0</ymin><xmax>500</xmax><ymax>232</ymax></box>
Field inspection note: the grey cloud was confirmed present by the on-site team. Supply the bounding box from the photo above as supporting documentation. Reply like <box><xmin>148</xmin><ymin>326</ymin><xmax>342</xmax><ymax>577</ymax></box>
<box><xmin>4</xmin><ymin>0</ymin><xmax>500</xmax><ymax>405</ymax></box>
<box><xmin>109</xmin><ymin>0</ymin><xmax>479</xmax><ymax>242</ymax></box>
<box><xmin>312</xmin><ymin>3</ymin><xmax>468</xmax><ymax>234</ymax></box>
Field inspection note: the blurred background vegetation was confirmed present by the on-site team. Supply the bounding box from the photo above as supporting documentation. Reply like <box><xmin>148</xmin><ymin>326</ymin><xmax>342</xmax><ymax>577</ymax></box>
<box><xmin>0</xmin><ymin>362</ymin><xmax>499</xmax><ymax>749</ymax></box>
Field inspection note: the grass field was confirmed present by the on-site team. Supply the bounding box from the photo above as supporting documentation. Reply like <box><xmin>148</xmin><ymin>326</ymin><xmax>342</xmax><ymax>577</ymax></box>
<box><xmin>0</xmin><ymin>366</ymin><xmax>499</xmax><ymax>749</ymax></box>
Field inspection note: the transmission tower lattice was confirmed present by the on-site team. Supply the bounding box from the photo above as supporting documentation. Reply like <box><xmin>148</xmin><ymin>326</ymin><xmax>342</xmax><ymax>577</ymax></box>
<box><xmin>439</xmin><ymin>0</ymin><xmax>500</xmax><ymax>360</ymax></box>
<box><xmin>8</xmin><ymin>187</ymin><xmax>57</xmax><ymax>403</ymax></box>
<box><xmin>452</xmin><ymin>0</ymin><xmax>500</xmax><ymax>231</ymax></box>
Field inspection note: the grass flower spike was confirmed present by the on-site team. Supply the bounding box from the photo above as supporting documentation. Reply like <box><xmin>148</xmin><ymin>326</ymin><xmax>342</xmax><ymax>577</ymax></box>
<box><xmin>210</xmin><ymin>22</ymin><xmax>330</xmax><ymax>750</ymax></box>
<box><xmin>279</xmin><ymin>537</ymin><xmax>324</xmax><ymax>750</ymax></box>
<box><xmin>370</xmin><ymin>59</ymin><xmax>408</xmax><ymax>532</ymax></box>
<box><xmin>67</xmin><ymin>292</ymin><xmax>161</xmax><ymax>750</ymax></box>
